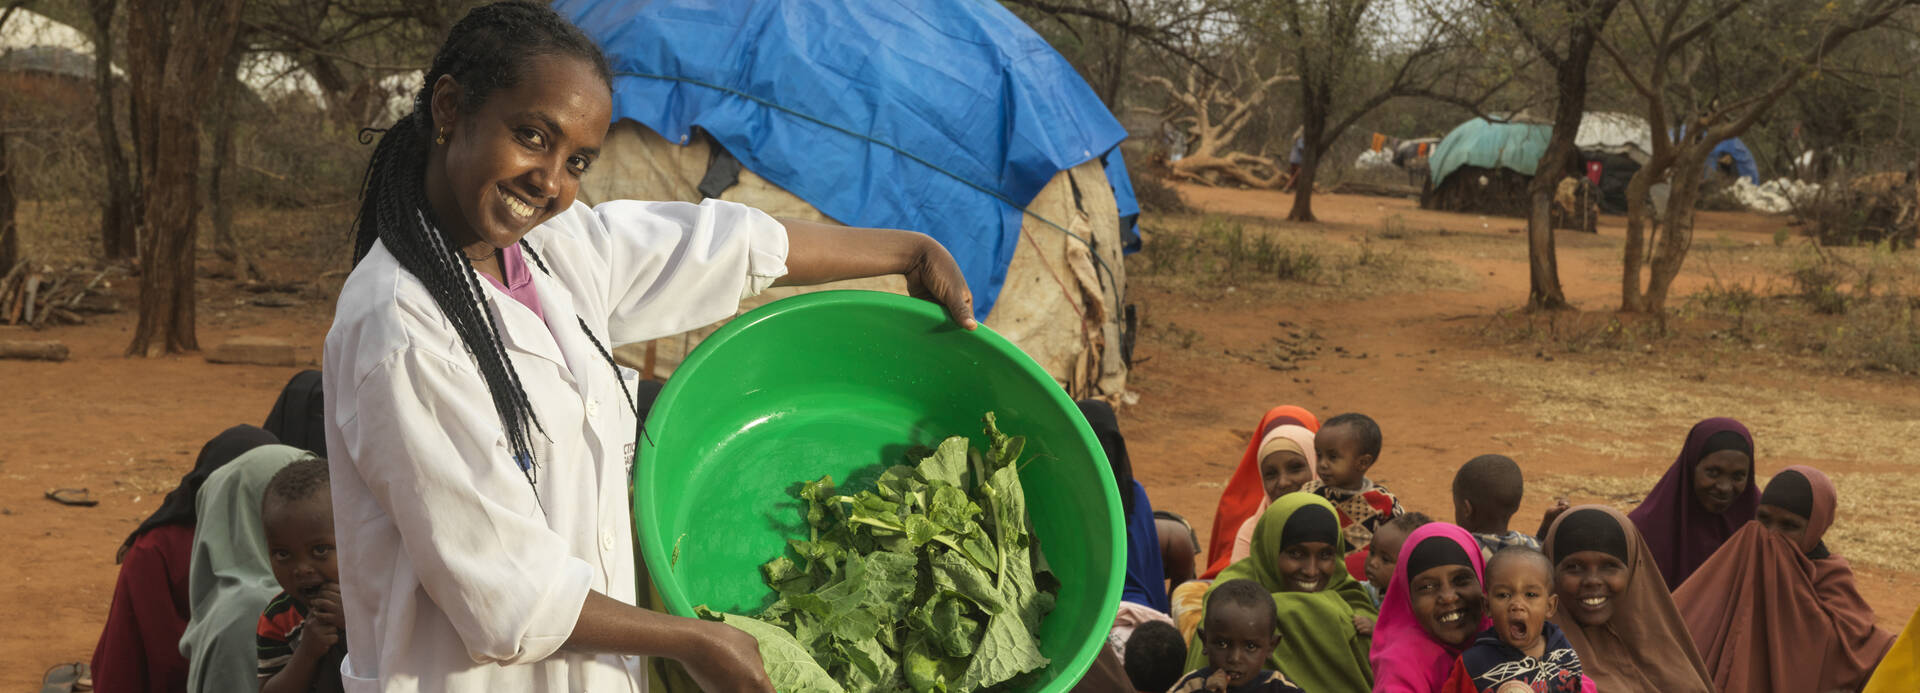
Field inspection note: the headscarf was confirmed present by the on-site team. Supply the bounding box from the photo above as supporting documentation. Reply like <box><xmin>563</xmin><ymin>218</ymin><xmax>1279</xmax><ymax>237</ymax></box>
<box><xmin>1864</xmin><ymin>604</ymin><xmax>1920</xmax><ymax>693</ymax></box>
<box><xmin>1186</xmin><ymin>492</ymin><xmax>1375</xmax><ymax>693</ymax></box>
<box><xmin>1370</xmin><ymin>522</ymin><xmax>1491</xmax><ymax>693</ymax></box>
<box><xmin>179</xmin><ymin>445</ymin><xmax>308</xmax><ymax>693</ymax></box>
<box><xmin>1204</xmin><ymin>405</ymin><xmax>1320</xmax><ymax>578</ymax></box>
<box><xmin>1229</xmin><ymin>425</ymin><xmax>1318</xmax><ymax>564</ymax></box>
<box><xmin>1676</xmin><ymin>466</ymin><xmax>1894</xmax><ymax>692</ymax></box>
<box><xmin>1078</xmin><ymin>399</ymin><xmax>1168</xmax><ymax>612</ymax></box>
<box><xmin>1545</xmin><ymin>506</ymin><xmax>1713</xmax><ymax>693</ymax></box>
<box><xmin>263</xmin><ymin>370</ymin><xmax>327</xmax><ymax>456</ymax></box>
<box><xmin>1627</xmin><ymin>417</ymin><xmax>1758</xmax><ymax>590</ymax></box>
<box><xmin>119</xmin><ymin>425</ymin><xmax>279</xmax><ymax>562</ymax></box>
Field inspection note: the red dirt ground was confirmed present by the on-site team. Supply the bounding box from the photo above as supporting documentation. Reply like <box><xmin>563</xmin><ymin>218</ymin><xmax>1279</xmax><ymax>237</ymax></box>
<box><xmin>1</xmin><ymin>189</ymin><xmax>1913</xmax><ymax>687</ymax></box>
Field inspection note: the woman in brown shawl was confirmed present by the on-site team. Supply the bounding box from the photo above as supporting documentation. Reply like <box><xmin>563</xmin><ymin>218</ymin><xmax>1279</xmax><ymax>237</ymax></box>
<box><xmin>1543</xmin><ymin>505</ymin><xmax>1714</xmax><ymax>693</ymax></box>
<box><xmin>1676</xmin><ymin>466</ymin><xmax>1894</xmax><ymax>692</ymax></box>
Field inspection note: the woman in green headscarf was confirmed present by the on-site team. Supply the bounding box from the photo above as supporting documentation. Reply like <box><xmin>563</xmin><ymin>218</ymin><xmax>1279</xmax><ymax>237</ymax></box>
<box><xmin>1185</xmin><ymin>492</ymin><xmax>1376</xmax><ymax>692</ymax></box>
<box><xmin>178</xmin><ymin>445</ymin><xmax>309</xmax><ymax>693</ymax></box>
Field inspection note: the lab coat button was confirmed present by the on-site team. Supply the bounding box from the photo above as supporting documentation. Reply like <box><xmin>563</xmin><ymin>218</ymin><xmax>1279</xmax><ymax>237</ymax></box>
<box><xmin>600</xmin><ymin>531</ymin><xmax>615</xmax><ymax>551</ymax></box>
<box><xmin>585</xmin><ymin>399</ymin><xmax>600</xmax><ymax>418</ymax></box>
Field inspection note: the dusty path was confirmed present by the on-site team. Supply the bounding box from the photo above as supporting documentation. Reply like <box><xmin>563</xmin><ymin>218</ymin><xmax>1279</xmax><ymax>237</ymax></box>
<box><xmin>1</xmin><ymin>189</ymin><xmax>1913</xmax><ymax>687</ymax></box>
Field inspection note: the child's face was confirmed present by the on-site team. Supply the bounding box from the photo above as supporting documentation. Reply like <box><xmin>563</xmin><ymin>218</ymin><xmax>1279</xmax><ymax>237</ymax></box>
<box><xmin>1313</xmin><ymin>424</ymin><xmax>1374</xmax><ymax>488</ymax></box>
<box><xmin>1200</xmin><ymin>605</ymin><xmax>1278</xmax><ymax>687</ymax></box>
<box><xmin>1274</xmin><ymin>541</ymin><xmax>1339</xmax><ymax>593</ymax></box>
<box><xmin>1366</xmin><ymin>523</ymin><xmax>1409</xmax><ymax>593</ymax></box>
<box><xmin>1259</xmin><ymin>450</ymin><xmax>1314</xmax><ymax>500</ymax></box>
<box><xmin>1553</xmin><ymin>550</ymin><xmax>1629</xmax><ymax>627</ymax></box>
<box><xmin>1486</xmin><ymin>556</ymin><xmax>1557</xmax><ymax>655</ymax></box>
<box><xmin>1410</xmin><ymin>563</ymin><xmax>1485</xmax><ymax>648</ymax></box>
<box><xmin>264</xmin><ymin>493</ymin><xmax>339</xmax><ymax>609</ymax></box>
<box><xmin>1755</xmin><ymin>503</ymin><xmax>1810</xmax><ymax>548</ymax></box>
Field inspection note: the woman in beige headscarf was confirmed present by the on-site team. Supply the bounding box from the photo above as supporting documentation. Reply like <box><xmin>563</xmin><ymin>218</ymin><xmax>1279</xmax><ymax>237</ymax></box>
<box><xmin>1230</xmin><ymin>425</ymin><xmax>1318</xmax><ymax>563</ymax></box>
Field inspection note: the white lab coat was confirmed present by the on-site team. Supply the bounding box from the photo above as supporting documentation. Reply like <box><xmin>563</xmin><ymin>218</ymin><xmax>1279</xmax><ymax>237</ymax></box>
<box><xmin>322</xmin><ymin>199</ymin><xmax>788</xmax><ymax>692</ymax></box>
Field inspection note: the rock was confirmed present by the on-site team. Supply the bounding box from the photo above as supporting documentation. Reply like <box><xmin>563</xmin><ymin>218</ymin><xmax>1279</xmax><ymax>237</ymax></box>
<box><xmin>205</xmin><ymin>336</ymin><xmax>297</xmax><ymax>367</ymax></box>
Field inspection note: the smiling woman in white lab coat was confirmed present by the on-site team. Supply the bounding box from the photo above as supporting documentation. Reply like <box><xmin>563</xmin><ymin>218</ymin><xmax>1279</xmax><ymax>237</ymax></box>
<box><xmin>321</xmin><ymin>4</ymin><xmax>975</xmax><ymax>691</ymax></box>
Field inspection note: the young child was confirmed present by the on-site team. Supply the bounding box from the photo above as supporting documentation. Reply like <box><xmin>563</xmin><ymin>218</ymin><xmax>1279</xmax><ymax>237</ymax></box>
<box><xmin>1124</xmin><ymin>620</ymin><xmax>1191</xmax><ymax>693</ymax></box>
<box><xmin>1304</xmin><ymin>413</ymin><xmax>1405</xmax><ymax>565</ymax></box>
<box><xmin>1170</xmin><ymin>579</ymin><xmax>1305</xmax><ymax>693</ymax></box>
<box><xmin>1452</xmin><ymin>455</ymin><xmax>1543</xmax><ymax>562</ymax></box>
<box><xmin>1365</xmin><ymin>511</ymin><xmax>1433</xmax><ymax>606</ymax></box>
<box><xmin>257</xmin><ymin>457</ymin><xmax>346</xmax><ymax>693</ymax></box>
<box><xmin>1443</xmin><ymin>547</ymin><xmax>1595</xmax><ymax>693</ymax></box>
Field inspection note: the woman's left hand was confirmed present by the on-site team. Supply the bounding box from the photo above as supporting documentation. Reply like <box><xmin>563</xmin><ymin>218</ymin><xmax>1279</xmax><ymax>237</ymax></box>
<box><xmin>901</xmin><ymin>236</ymin><xmax>977</xmax><ymax>330</ymax></box>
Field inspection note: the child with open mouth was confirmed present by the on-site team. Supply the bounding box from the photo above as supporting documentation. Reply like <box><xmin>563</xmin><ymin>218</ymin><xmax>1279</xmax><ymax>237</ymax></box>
<box><xmin>1441</xmin><ymin>547</ymin><xmax>1594</xmax><ymax>692</ymax></box>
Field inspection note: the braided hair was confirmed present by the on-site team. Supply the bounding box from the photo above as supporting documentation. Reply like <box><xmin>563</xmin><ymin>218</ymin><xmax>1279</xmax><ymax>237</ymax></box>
<box><xmin>352</xmin><ymin>1</ymin><xmax>612</xmax><ymax>488</ymax></box>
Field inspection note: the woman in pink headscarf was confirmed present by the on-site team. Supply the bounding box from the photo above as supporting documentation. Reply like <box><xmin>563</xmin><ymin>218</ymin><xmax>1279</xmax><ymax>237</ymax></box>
<box><xmin>1370</xmin><ymin>523</ymin><xmax>1491</xmax><ymax>692</ymax></box>
<box><xmin>1626</xmin><ymin>417</ymin><xmax>1757</xmax><ymax>589</ymax></box>
<box><xmin>1676</xmin><ymin>466</ymin><xmax>1894</xmax><ymax>692</ymax></box>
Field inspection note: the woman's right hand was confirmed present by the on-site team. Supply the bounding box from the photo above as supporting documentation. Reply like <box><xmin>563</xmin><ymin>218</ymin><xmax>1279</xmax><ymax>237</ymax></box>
<box><xmin>682</xmin><ymin>620</ymin><xmax>773</xmax><ymax>692</ymax></box>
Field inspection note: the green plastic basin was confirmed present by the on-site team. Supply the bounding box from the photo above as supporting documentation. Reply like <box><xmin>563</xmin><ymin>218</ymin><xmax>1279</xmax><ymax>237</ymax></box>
<box><xmin>635</xmin><ymin>290</ymin><xmax>1122</xmax><ymax>691</ymax></box>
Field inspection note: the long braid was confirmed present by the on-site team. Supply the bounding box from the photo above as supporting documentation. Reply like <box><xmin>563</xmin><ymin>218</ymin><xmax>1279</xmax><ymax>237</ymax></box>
<box><xmin>349</xmin><ymin>1</ymin><xmax>611</xmax><ymax>491</ymax></box>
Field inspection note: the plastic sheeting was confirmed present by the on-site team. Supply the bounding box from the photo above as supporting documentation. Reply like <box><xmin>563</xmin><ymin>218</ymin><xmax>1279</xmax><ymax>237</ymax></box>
<box><xmin>1429</xmin><ymin>118</ymin><xmax>1552</xmax><ymax>185</ymax></box>
<box><xmin>1576</xmin><ymin>112</ymin><xmax>1652</xmax><ymax>163</ymax></box>
<box><xmin>1706</xmin><ymin>137</ymin><xmax>1761</xmax><ymax>184</ymax></box>
<box><xmin>555</xmin><ymin>0</ymin><xmax>1130</xmax><ymax>316</ymax></box>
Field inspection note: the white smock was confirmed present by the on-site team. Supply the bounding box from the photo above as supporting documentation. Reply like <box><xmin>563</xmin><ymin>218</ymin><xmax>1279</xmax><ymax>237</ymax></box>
<box><xmin>322</xmin><ymin>199</ymin><xmax>788</xmax><ymax>692</ymax></box>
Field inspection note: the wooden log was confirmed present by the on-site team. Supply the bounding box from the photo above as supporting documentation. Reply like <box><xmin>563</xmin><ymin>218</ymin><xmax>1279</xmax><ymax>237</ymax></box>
<box><xmin>21</xmin><ymin>274</ymin><xmax>40</xmax><ymax>324</ymax></box>
<box><xmin>0</xmin><ymin>340</ymin><xmax>68</xmax><ymax>361</ymax></box>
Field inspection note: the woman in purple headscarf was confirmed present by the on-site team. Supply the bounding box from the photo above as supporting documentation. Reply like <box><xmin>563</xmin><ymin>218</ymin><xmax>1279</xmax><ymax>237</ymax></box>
<box><xmin>1626</xmin><ymin>418</ymin><xmax>1757</xmax><ymax>590</ymax></box>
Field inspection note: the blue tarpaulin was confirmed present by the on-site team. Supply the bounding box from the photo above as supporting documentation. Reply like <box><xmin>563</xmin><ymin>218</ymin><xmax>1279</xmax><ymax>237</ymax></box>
<box><xmin>1705</xmin><ymin>137</ymin><xmax>1760</xmax><ymax>184</ymax></box>
<box><xmin>1104</xmin><ymin>147</ymin><xmax>1141</xmax><ymax>252</ymax></box>
<box><xmin>556</xmin><ymin>0</ymin><xmax>1132</xmax><ymax>316</ymax></box>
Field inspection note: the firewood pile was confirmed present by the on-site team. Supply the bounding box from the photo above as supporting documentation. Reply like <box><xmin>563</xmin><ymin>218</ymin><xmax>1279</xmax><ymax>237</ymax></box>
<box><xmin>0</xmin><ymin>261</ymin><xmax>122</xmax><ymax>328</ymax></box>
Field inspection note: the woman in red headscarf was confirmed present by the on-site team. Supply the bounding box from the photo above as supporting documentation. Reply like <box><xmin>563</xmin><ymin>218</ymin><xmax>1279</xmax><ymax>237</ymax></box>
<box><xmin>1203</xmin><ymin>406</ymin><xmax>1320</xmax><ymax>578</ymax></box>
<box><xmin>1675</xmin><ymin>466</ymin><xmax>1894</xmax><ymax>692</ymax></box>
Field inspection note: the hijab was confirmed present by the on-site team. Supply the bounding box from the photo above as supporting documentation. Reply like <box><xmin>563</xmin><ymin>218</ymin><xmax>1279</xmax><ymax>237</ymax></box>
<box><xmin>119</xmin><ymin>425</ymin><xmax>279</xmax><ymax>562</ymax></box>
<box><xmin>1079</xmin><ymin>399</ymin><xmax>1168</xmax><ymax>612</ymax></box>
<box><xmin>1187</xmin><ymin>492</ymin><xmax>1375</xmax><ymax>693</ymax></box>
<box><xmin>179</xmin><ymin>445</ymin><xmax>308</xmax><ymax>693</ymax></box>
<box><xmin>1545</xmin><ymin>505</ymin><xmax>1714</xmax><ymax>693</ymax></box>
<box><xmin>263</xmin><ymin>370</ymin><xmax>327</xmax><ymax>456</ymax></box>
<box><xmin>1627</xmin><ymin>417</ymin><xmax>1758</xmax><ymax>590</ymax></box>
<box><xmin>1676</xmin><ymin>466</ymin><xmax>1894</xmax><ymax>692</ymax></box>
<box><xmin>1229</xmin><ymin>425</ymin><xmax>1318</xmax><ymax>564</ymax></box>
<box><xmin>1370</xmin><ymin>522</ymin><xmax>1491</xmax><ymax>693</ymax></box>
<box><xmin>1204</xmin><ymin>405</ymin><xmax>1320</xmax><ymax>578</ymax></box>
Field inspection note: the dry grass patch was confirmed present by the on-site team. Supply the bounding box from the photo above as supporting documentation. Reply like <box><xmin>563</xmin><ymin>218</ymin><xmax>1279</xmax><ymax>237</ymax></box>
<box><xmin>1131</xmin><ymin>212</ymin><xmax>1476</xmax><ymax>301</ymax></box>
<box><xmin>1532</xmin><ymin>472</ymin><xmax>1920</xmax><ymax>574</ymax></box>
<box><xmin>1458</xmin><ymin>358</ymin><xmax>1920</xmax><ymax>464</ymax></box>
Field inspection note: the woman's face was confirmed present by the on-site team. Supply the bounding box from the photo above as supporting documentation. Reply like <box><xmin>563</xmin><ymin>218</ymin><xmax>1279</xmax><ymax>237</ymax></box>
<box><xmin>1409</xmin><ymin>563</ymin><xmax>1485</xmax><ymax>647</ymax></box>
<box><xmin>430</xmin><ymin>54</ymin><xmax>613</xmax><ymax>250</ymax></box>
<box><xmin>1755</xmin><ymin>504</ymin><xmax>1810</xmax><ymax>548</ymax></box>
<box><xmin>1260</xmin><ymin>450</ymin><xmax>1313</xmax><ymax>500</ymax></box>
<box><xmin>1274</xmin><ymin>540</ymin><xmax>1338</xmax><ymax>593</ymax></box>
<box><xmin>1554</xmin><ymin>550</ymin><xmax>1630</xmax><ymax>627</ymax></box>
<box><xmin>1691</xmin><ymin>449</ymin><xmax>1751</xmax><ymax>514</ymax></box>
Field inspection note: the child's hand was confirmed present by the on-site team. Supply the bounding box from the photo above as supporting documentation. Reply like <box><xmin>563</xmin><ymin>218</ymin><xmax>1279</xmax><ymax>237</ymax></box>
<box><xmin>1537</xmin><ymin>497</ymin><xmax>1573</xmax><ymax>539</ymax></box>
<box><xmin>1352</xmin><ymin>612</ymin><xmax>1376</xmax><ymax>636</ymax></box>
<box><xmin>302</xmin><ymin>583</ymin><xmax>344</xmax><ymax>652</ymax></box>
<box><xmin>1203</xmin><ymin>669</ymin><xmax>1233</xmax><ymax>692</ymax></box>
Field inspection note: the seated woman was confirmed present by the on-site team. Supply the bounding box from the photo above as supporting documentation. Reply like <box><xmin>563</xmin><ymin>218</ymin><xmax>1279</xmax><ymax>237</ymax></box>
<box><xmin>1184</xmin><ymin>493</ymin><xmax>1375</xmax><ymax>693</ymax></box>
<box><xmin>1230</xmin><ymin>425</ymin><xmax>1318</xmax><ymax>564</ymax></box>
<box><xmin>179</xmin><ymin>445</ymin><xmax>312</xmax><ymax>693</ymax></box>
<box><xmin>1544</xmin><ymin>506</ymin><xmax>1713</xmax><ymax>693</ymax></box>
<box><xmin>1677</xmin><ymin>466</ymin><xmax>1894</xmax><ymax>692</ymax></box>
<box><xmin>90</xmin><ymin>425</ymin><xmax>278</xmax><ymax>693</ymax></box>
<box><xmin>1203</xmin><ymin>405</ymin><xmax>1320</xmax><ymax>578</ymax></box>
<box><xmin>1370</xmin><ymin>523</ymin><xmax>1489</xmax><ymax>692</ymax></box>
<box><xmin>1627</xmin><ymin>418</ymin><xmax>1758</xmax><ymax>589</ymax></box>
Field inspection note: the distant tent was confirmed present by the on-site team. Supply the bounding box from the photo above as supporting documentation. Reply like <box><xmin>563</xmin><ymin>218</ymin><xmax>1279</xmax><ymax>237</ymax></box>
<box><xmin>1423</xmin><ymin>117</ymin><xmax>1554</xmax><ymax>218</ymax></box>
<box><xmin>1704</xmin><ymin>137</ymin><xmax>1760</xmax><ymax>185</ymax></box>
<box><xmin>1576</xmin><ymin>112</ymin><xmax>1652</xmax><ymax>163</ymax></box>
<box><xmin>557</xmin><ymin>0</ymin><xmax>1134</xmax><ymax>397</ymax></box>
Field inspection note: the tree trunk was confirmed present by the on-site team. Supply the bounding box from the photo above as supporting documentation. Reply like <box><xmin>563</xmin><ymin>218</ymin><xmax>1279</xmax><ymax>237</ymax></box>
<box><xmin>89</xmin><ymin>0</ymin><xmax>138</xmax><ymax>261</ymax></box>
<box><xmin>0</xmin><ymin>134</ymin><xmax>15</xmax><ymax>274</ymax></box>
<box><xmin>208</xmin><ymin>36</ymin><xmax>260</xmax><ymax>282</ymax></box>
<box><xmin>1619</xmin><ymin>155</ymin><xmax>1665</xmax><ymax>311</ymax></box>
<box><xmin>125</xmin><ymin>0</ymin><xmax>248</xmax><ymax>357</ymax></box>
<box><xmin>1288</xmin><ymin>79</ymin><xmax>1331</xmax><ymax>223</ymax></box>
<box><xmin>1526</xmin><ymin>0</ymin><xmax>1620</xmax><ymax>311</ymax></box>
<box><xmin>1642</xmin><ymin>148</ymin><xmax>1710</xmax><ymax>312</ymax></box>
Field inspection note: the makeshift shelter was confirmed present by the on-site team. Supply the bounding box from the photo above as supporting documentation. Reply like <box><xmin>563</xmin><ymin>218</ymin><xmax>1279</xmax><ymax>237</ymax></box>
<box><xmin>1423</xmin><ymin>117</ymin><xmax>1551</xmax><ymax>217</ymax></box>
<box><xmin>557</xmin><ymin>0</ymin><xmax>1136</xmax><ymax>398</ymax></box>
<box><xmin>1704</xmin><ymin>138</ymin><xmax>1760</xmax><ymax>185</ymax></box>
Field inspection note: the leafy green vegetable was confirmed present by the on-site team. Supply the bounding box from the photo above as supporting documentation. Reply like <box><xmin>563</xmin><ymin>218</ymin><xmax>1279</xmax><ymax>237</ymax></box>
<box><xmin>709</xmin><ymin>414</ymin><xmax>1057</xmax><ymax>693</ymax></box>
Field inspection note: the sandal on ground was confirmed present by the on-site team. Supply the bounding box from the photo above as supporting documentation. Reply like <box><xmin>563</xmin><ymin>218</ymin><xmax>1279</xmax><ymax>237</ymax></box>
<box><xmin>44</xmin><ymin>488</ymin><xmax>98</xmax><ymax>507</ymax></box>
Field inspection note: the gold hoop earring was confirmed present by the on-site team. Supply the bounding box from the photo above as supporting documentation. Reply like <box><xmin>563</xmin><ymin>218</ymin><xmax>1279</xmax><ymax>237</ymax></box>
<box><xmin>436</xmin><ymin>128</ymin><xmax>447</xmax><ymax>145</ymax></box>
